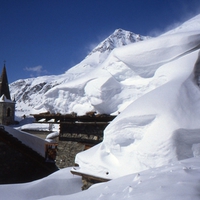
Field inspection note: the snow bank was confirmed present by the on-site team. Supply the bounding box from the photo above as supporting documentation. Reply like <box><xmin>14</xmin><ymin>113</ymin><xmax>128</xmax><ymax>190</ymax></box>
<box><xmin>0</xmin><ymin>168</ymin><xmax>82</xmax><ymax>200</ymax></box>
<box><xmin>75</xmin><ymin>15</ymin><xmax>200</xmax><ymax>178</ymax></box>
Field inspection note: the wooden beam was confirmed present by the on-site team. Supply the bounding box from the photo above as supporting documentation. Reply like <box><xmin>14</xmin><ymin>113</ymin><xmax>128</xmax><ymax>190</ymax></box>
<box><xmin>71</xmin><ymin>170</ymin><xmax>111</xmax><ymax>182</ymax></box>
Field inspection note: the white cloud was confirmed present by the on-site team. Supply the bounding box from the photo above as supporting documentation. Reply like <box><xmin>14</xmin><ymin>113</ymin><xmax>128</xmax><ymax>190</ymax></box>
<box><xmin>25</xmin><ymin>65</ymin><xmax>43</xmax><ymax>73</ymax></box>
<box><xmin>24</xmin><ymin>65</ymin><xmax>48</xmax><ymax>77</ymax></box>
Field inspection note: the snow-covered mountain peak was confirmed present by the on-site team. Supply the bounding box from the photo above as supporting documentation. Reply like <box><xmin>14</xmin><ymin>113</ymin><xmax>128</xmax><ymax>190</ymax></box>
<box><xmin>88</xmin><ymin>28</ymin><xmax>149</xmax><ymax>55</ymax></box>
<box><xmin>112</xmin><ymin>28</ymin><xmax>146</xmax><ymax>41</ymax></box>
<box><xmin>65</xmin><ymin>29</ymin><xmax>150</xmax><ymax>78</ymax></box>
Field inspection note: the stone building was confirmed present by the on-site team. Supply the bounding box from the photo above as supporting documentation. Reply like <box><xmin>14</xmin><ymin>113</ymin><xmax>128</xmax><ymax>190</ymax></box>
<box><xmin>0</xmin><ymin>64</ymin><xmax>15</xmax><ymax>125</ymax></box>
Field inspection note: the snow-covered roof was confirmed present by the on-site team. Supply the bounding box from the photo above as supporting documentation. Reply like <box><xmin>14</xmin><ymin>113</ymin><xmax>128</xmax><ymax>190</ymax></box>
<box><xmin>0</xmin><ymin>94</ymin><xmax>15</xmax><ymax>103</ymax></box>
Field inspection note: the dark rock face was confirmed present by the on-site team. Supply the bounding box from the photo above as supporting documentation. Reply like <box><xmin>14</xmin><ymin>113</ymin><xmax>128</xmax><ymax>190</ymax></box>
<box><xmin>0</xmin><ymin>142</ymin><xmax>58</xmax><ymax>184</ymax></box>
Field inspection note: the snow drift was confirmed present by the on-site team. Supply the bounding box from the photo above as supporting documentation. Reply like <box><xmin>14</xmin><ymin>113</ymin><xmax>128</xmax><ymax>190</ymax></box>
<box><xmin>74</xmin><ymin>14</ymin><xmax>200</xmax><ymax>179</ymax></box>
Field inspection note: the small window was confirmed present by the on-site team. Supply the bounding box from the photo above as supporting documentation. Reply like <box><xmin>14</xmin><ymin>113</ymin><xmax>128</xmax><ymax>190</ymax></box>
<box><xmin>7</xmin><ymin>108</ymin><xmax>11</xmax><ymax>117</ymax></box>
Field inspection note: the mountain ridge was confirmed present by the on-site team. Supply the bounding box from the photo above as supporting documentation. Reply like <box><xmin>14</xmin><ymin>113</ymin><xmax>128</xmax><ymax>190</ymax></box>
<box><xmin>10</xmin><ymin>29</ymin><xmax>150</xmax><ymax>116</ymax></box>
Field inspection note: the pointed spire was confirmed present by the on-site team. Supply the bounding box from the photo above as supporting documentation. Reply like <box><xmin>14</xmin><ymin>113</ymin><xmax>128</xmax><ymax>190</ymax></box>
<box><xmin>0</xmin><ymin>62</ymin><xmax>11</xmax><ymax>100</ymax></box>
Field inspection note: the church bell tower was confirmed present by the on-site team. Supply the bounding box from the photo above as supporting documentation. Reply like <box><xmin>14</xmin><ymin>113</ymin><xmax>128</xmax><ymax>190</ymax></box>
<box><xmin>0</xmin><ymin>62</ymin><xmax>15</xmax><ymax>125</ymax></box>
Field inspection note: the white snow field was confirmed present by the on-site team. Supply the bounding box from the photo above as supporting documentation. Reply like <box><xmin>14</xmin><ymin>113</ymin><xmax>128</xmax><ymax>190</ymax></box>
<box><xmin>2</xmin><ymin>14</ymin><xmax>200</xmax><ymax>199</ymax></box>
<box><xmin>0</xmin><ymin>158</ymin><xmax>200</xmax><ymax>200</ymax></box>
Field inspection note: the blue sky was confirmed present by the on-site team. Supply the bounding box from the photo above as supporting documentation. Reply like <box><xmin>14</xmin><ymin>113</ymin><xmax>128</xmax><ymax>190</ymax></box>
<box><xmin>0</xmin><ymin>0</ymin><xmax>200</xmax><ymax>83</ymax></box>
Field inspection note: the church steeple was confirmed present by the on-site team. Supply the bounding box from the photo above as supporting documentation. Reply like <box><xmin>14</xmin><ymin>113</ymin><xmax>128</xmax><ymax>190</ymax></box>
<box><xmin>0</xmin><ymin>62</ymin><xmax>11</xmax><ymax>100</ymax></box>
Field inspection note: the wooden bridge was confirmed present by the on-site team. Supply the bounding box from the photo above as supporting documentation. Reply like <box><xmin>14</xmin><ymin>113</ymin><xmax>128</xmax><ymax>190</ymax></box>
<box><xmin>32</xmin><ymin>112</ymin><xmax>116</xmax><ymax>144</ymax></box>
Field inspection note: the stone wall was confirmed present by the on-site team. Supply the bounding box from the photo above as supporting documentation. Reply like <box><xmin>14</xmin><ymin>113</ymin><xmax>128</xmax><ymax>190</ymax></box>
<box><xmin>24</xmin><ymin>130</ymin><xmax>87</xmax><ymax>169</ymax></box>
<box><xmin>24</xmin><ymin>129</ymin><xmax>102</xmax><ymax>173</ymax></box>
<box><xmin>55</xmin><ymin>141</ymin><xmax>86</xmax><ymax>168</ymax></box>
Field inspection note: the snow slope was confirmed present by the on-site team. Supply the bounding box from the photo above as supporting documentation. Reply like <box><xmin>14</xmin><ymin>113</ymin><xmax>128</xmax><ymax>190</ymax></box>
<box><xmin>0</xmin><ymin>168</ymin><xmax>82</xmax><ymax>200</ymax></box>
<box><xmin>74</xmin><ymin>14</ymin><xmax>200</xmax><ymax>179</ymax></box>
<box><xmin>0</xmin><ymin>157</ymin><xmax>200</xmax><ymax>200</ymax></box>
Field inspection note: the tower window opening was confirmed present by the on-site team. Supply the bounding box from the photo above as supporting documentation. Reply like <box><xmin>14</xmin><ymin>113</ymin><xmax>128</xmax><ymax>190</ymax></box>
<box><xmin>7</xmin><ymin>108</ymin><xmax>11</xmax><ymax>117</ymax></box>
